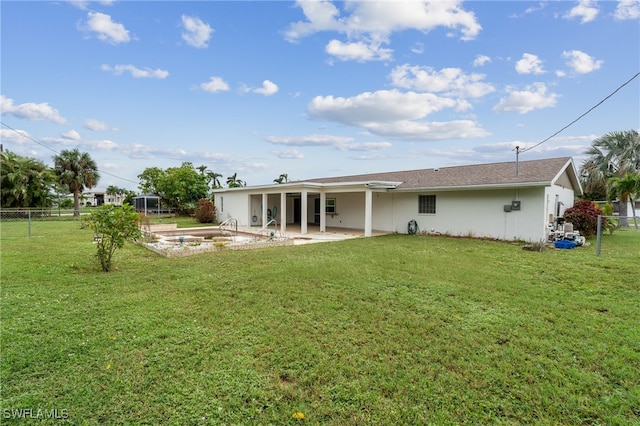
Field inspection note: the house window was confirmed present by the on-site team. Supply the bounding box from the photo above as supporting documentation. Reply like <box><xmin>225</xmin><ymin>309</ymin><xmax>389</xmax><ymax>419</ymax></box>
<box><xmin>325</xmin><ymin>198</ymin><xmax>336</xmax><ymax>214</ymax></box>
<box><xmin>419</xmin><ymin>195</ymin><xmax>436</xmax><ymax>214</ymax></box>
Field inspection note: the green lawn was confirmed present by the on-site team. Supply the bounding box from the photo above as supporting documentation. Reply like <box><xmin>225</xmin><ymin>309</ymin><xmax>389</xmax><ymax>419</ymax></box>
<box><xmin>1</xmin><ymin>221</ymin><xmax>639</xmax><ymax>425</ymax></box>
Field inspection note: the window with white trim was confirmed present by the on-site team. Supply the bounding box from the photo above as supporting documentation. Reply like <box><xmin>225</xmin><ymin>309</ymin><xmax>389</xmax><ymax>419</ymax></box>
<box><xmin>418</xmin><ymin>195</ymin><xmax>436</xmax><ymax>214</ymax></box>
<box><xmin>325</xmin><ymin>198</ymin><xmax>336</xmax><ymax>214</ymax></box>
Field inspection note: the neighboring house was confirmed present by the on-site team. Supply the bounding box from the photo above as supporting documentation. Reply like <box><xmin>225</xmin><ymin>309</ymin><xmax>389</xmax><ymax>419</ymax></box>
<box><xmin>213</xmin><ymin>157</ymin><xmax>582</xmax><ymax>242</ymax></box>
<box><xmin>80</xmin><ymin>191</ymin><xmax>125</xmax><ymax>207</ymax></box>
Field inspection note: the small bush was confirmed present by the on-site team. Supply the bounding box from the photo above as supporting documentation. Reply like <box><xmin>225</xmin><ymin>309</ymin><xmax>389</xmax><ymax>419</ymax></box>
<box><xmin>601</xmin><ymin>203</ymin><xmax>619</xmax><ymax>235</ymax></box>
<box><xmin>563</xmin><ymin>200</ymin><xmax>605</xmax><ymax>237</ymax></box>
<box><xmin>194</xmin><ymin>198</ymin><xmax>216</xmax><ymax>223</ymax></box>
<box><xmin>85</xmin><ymin>204</ymin><xmax>142</xmax><ymax>272</ymax></box>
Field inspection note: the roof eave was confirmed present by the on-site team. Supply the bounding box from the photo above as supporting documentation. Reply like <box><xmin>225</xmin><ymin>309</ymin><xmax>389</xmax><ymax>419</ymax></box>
<box><xmin>394</xmin><ymin>181</ymin><xmax>553</xmax><ymax>192</ymax></box>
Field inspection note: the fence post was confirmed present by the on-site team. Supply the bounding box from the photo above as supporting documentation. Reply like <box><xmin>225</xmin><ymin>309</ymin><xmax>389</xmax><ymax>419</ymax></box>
<box><xmin>595</xmin><ymin>215</ymin><xmax>602</xmax><ymax>256</ymax></box>
<box><xmin>28</xmin><ymin>209</ymin><xmax>32</xmax><ymax>238</ymax></box>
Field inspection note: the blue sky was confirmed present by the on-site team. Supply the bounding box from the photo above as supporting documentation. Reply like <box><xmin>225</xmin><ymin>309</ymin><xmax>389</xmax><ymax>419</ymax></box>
<box><xmin>1</xmin><ymin>0</ymin><xmax>639</xmax><ymax>191</ymax></box>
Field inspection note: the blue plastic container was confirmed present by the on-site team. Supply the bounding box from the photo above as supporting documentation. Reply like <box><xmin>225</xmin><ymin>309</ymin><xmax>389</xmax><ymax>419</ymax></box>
<box><xmin>554</xmin><ymin>240</ymin><xmax>577</xmax><ymax>249</ymax></box>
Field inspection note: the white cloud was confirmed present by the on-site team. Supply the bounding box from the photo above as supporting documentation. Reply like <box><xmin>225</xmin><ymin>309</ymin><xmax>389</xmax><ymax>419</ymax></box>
<box><xmin>614</xmin><ymin>0</ymin><xmax>640</xmax><ymax>20</ymax></box>
<box><xmin>515</xmin><ymin>53</ymin><xmax>545</xmax><ymax>74</ymax></box>
<box><xmin>84</xmin><ymin>118</ymin><xmax>109</xmax><ymax>131</ymax></box>
<box><xmin>70</xmin><ymin>0</ymin><xmax>115</xmax><ymax>10</ymax></box>
<box><xmin>562</xmin><ymin>50</ymin><xmax>603</xmax><ymax>74</ymax></box>
<box><xmin>200</xmin><ymin>76</ymin><xmax>230</xmax><ymax>93</ymax></box>
<box><xmin>564</xmin><ymin>0</ymin><xmax>599</xmax><ymax>23</ymax></box>
<box><xmin>473</xmin><ymin>54</ymin><xmax>491</xmax><ymax>67</ymax></box>
<box><xmin>83</xmin><ymin>12</ymin><xmax>130</xmax><ymax>44</ymax></box>
<box><xmin>309</xmin><ymin>90</ymin><xmax>457</xmax><ymax>125</ymax></box>
<box><xmin>272</xmin><ymin>149</ymin><xmax>305</xmax><ymax>159</ymax></box>
<box><xmin>0</xmin><ymin>128</ymin><xmax>32</xmax><ymax>145</ymax></box>
<box><xmin>254</xmin><ymin>80</ymin><xmax>279</xmax><ymax>96</ymax></box>
<box><xmin>493</xmin><ymin>83</ymin><xmax>559</xmax><ymax>114</ymax></box>
<box><xmin>181</xmin><ymin>15</ymin><xmax>213</xmax><ymax>48</ymax></box>
<box><xmin>101</xmin><ymin>64</ymin><xmax>169</xmax><ymax>79</ymax></box>
<box><xmin>325</xmin><ymin>39</ymin><xmax>392</xmax><ymax>62</ymax></box>
<box><xmin>411</xmin><ymin>42</ymin><xmax>424</xmax><ymax>54</ymax></box>
<box><xmin>61</xmin><ymin>130</ymin><xmax>81</xmax><ymax>140</ymax></box>
<box><xmin>267</xmin><ymin>134</ymin><xmax>391</xmax><ymax>151</ymax></box>
<box><xmin>0</xmin><ymin>95</ymin><xmax>66</xmax><ymax>124</ymax></box>
<box><xmin>308</xmin><ymin>89</ymin><xmax>487</xmax><ymax>140</ymax></box>
<box><xmin>364</xmin><ymin>120</ymin><xmax>489</xmax><ymax>140</ymax></box>
<box><xmin>285</xmin><ymin>0</ymin><xmax>481</xmax><ymax>62</ymax></box>
<box><xmin>284</xmin><ymin>0</ymin><xmax>345</xmax><ymax>41</ymax></box>
<box><xmin>389</xmin><ymin>64</ymin><xmax>495</xmax><ymax>98</ymax></box>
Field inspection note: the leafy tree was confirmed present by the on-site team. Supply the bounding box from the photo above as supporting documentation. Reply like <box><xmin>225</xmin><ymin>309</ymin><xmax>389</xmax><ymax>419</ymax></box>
<box><xmin>122</xmin><ymin>190</ymin><xmax>137</xmax><ymax>206</ymax></box>
<box><xmin>52</xmin><ymin>149</ymin><xmax>100</xmax><ymax>216</ymax></box>
<box><xmin>226</xmin><ymin>172</ymin><xmax>246</xmax><ymax>188</ymax></box>
<box><xmin>607</xmin><ymin>172</ymin><xmax>640</xmax><ymax>229</ymax></box>
<box><xmin>274</xmin><ymin>173</ymin><xmax>289</xmax><ymax>184</ymax></box>
<box><xmin>137</xmin><ymin>163</ymin><xmax>209</xmax><ymax>214</ymax></box>
<box><xmin>563</xmin><ymin>200</ymin><xmax>605</xmax><ymax>237</ymax></box>
<box><xmin>85</xmin><ymin>204</ymin><xmax>141</xmax><ymax>272</ymax></box>
<box><xmin>1</xmin><ymin>151</ymin><xmax>55</xmax><ymax>208</ymax></box>
<box><xmin>580</xmin><ymin>130</ymin><xmax>640</xmax><ymax>226</ymax></box>
<box><xmin>137</xmin><ymin>167</ymin><xmax>164</xmax><ymax>195</ymax></box>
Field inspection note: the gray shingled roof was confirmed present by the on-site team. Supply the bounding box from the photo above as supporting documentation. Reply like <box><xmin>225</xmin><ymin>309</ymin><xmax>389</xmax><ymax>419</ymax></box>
<box><xmin>297</xmin><ymin>157</ymin><xmax>574</xmax><ymax>189</ymax></box>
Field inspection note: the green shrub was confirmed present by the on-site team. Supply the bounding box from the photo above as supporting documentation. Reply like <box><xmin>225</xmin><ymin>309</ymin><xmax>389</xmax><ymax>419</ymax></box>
<box><xmin>58</xmin><ymin>198</ymin><xmax>74</xmax><ymax>209</ymax></box>
<box><xmin>194</xmin><ymin>198</ymin><xmax>216</xmax><ymax>223</ymax></box>
<box><xmin>85</xmin><ymin>204</ymin><xmax>142</xmax><ymax>272</ymax></box>
<box><xmin>601</xmin><ymin>203</ymin><xmax>619</xmax><ymax>235</ymax></box>
<box><xmin>563</xmin><ymin>200</ymin><xmax>605</xmax><ymax>237</ymax></box>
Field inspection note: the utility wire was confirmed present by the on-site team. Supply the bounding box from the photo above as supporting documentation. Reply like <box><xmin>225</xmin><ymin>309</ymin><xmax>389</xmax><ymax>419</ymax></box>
<box><xmin>1</xmin><ymin>121</ymin><xmax>59</xmax><ymax>154</ymax></box>
<box><xmin>519</xmin><ymin>71</ymin><xmax>640</xmax><ymax>154</ymax></box>
<box><xmin>1</xmin><ymin>121</ymin><xmax>139</xmax><ymax>186</ymax></box>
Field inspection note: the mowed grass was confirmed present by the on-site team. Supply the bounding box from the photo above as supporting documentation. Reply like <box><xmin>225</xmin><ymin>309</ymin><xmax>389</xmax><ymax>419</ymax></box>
<box><xmin>1</xmin><ymin>221</ymin><xmax>639</xmax><ymax>425</ymax></box>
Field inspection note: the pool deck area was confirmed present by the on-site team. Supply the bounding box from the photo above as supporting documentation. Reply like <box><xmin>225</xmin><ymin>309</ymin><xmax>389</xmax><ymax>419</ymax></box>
<box><xmin>145</xmin><ymin>223</ymin><xmax>390</xmax><ymax>246</ymax></box>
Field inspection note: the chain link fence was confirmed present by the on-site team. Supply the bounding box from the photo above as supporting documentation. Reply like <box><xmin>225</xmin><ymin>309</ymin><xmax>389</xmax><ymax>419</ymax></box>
<box><xmin>595</xmin><ymin>215</ymin><xmax>640</xmax><ymax>256</ymax></box>
<box><xmin>0</xmin><ymin>208</ymin><xmax>85</xmax><ymax>238</ymax></box>
<box><xmin>1</xmin><ymin>207</ymin><xmax>175</xmax><ymax>238</ymax></box>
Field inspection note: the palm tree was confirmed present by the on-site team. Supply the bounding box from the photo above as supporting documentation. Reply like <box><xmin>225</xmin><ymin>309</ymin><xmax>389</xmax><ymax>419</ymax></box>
<box><xmin>226</xmin><ymin>172</ymin><xmax>245</xmax><ymax>188</ymax></box>
<box><xmin>274</xmin><ymin>173</ymin><xmax>289</xmax><ymax>184</ymax></box>
<box><xmin>1</xmin><ymin>151</ymin><xmax>54</xmax><ymax>208</ymax></box>
<box><xmin>581</xmin><ymin>130</ymin><xmax>640</xmax><ymax>226</ymax></box>
<box><xmin>206</xmin><ymin>171</ymin><xmax>223</xmax><ymax>189</ymax></box>
<box><xmin>53</xmin><ymin>149</ymin><xmax>100</xmax><ymax>216</ymax></box>
<box><xmin>608</xmin><ymin>173</ymin><xmax>640</xmax><ymax>229</ymax></box>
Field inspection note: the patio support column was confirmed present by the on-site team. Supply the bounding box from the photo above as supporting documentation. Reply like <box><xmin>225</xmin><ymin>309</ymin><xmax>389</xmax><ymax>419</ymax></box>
<box><xmin>262</xmin><ymin>193</ymin><xmax>268</xmax><ymax>226</ymax></box>
<box><xmin>280</xmin><ymin>192</ymin><xmax>287</xmax><ymax>233</ymax></box>
<box><xmin>301</xmin><ymin>189</ymin><xmax>308</xmax><ymax>234</ymax></box>
<box><xmin>364</xmin><ymin>189</ymin><xmax>373</xmax><ymax>237</ymax></box>
<box><xmin>320</xmin><ymin>191</ymin><xmax>326</xmax><ymax>233</ymax></box>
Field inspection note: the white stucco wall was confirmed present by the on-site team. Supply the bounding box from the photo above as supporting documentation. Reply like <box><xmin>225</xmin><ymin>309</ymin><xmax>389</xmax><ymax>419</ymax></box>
<box><xmin>214</xmin><ymin>193</ymin><xmax>249</xmax><ymax>226</ymax></box>
<box><xmin>216</xmin><ymin>183</ymin><xmax>576</xmax><ymax>242</ymax></box>
<box><xmin>390</xmin><ymin>187</ymin><xmax>549</xmax><ymax>241</ymax></box>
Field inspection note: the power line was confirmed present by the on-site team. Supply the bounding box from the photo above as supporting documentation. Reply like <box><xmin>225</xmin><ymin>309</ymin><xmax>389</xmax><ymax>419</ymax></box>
<box><xmin>519</xmin><ymin>71</ymin><xmax>640</xmax><ymax>154</ymax></box>
<box><xmin>1</xmin><ymin>121</ymin><xmax>139</xmax><ymax>186</ymax></box>
<box><xmin>1</xmin><ymin>121</ymin><xmax>59</xmax><ymax>154</ymax></box>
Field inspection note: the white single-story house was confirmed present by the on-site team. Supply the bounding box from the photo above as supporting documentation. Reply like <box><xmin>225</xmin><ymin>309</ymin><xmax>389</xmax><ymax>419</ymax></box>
<box><xmin>213</xmin><ymin>157</ymin><xmax>583</xmax><ymax>242</ymax></box>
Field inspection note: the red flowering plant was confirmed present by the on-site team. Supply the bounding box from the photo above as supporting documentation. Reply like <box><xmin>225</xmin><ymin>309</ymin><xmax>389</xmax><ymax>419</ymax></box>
<box><xmin>562</xmin><ymin>200</ymin><xmax>606</xmax><ymax>237</ymax></box>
